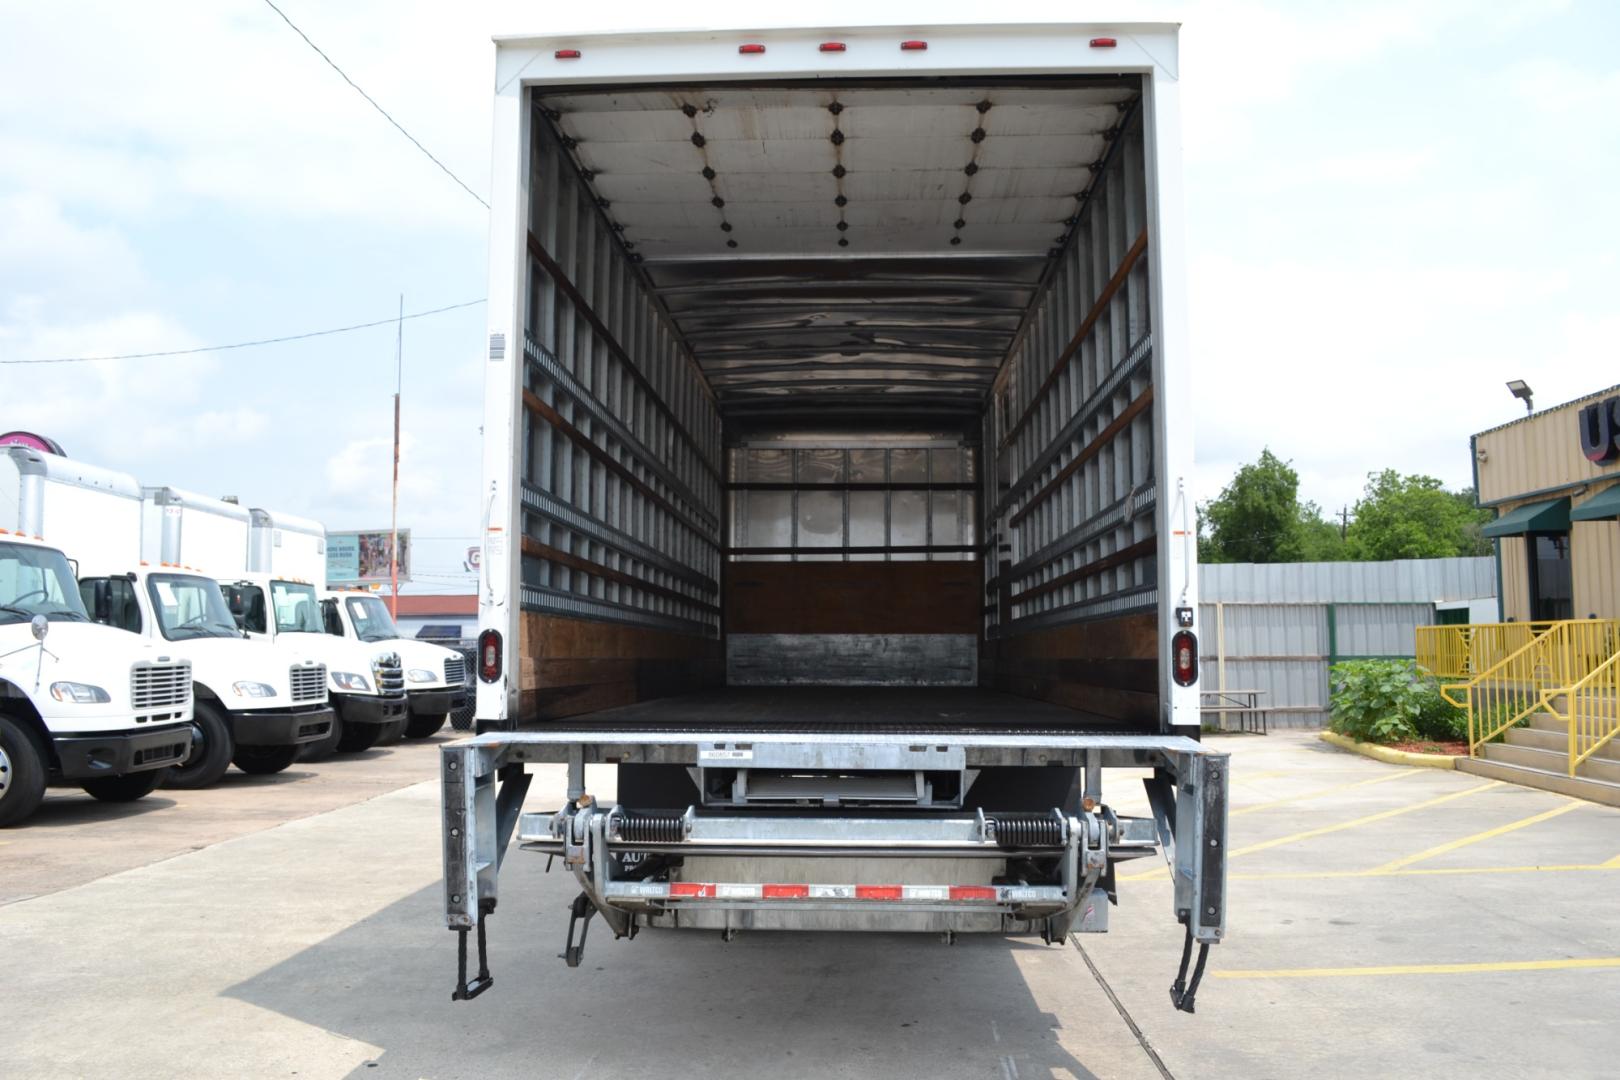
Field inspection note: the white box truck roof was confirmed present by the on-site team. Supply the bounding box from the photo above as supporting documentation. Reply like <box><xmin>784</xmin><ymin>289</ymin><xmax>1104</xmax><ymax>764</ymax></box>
<box><xmin>142</xmin><ymin>486</ymin><xmax>251</xmax><ymax>578</ymax></box>
<box><xmin>247</xmin><ymin>508</ymin><xmax>328</xmax><ymax>588</ymax></box>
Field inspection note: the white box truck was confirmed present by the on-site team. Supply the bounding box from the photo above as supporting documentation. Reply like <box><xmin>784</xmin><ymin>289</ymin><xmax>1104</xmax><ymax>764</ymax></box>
<box><xmin>5</xmin><ymin>448</ymin><xmax>334</xmax><ymax>787</ymax></box>
<box><xmin>0</xmin><ymin>464</ymin><xmax>193</xmax><ymax>826</ymax></box>
<box><xmin>444</xmin><ymin>22</ymin><xmax>1226</xmax><ymax>1012</ymax></box>
<box><xmin>218</xmin><ymin>509</ymin><xmax>409</xmax><ymax>756</ymax></box>
<box><xmin>320</xmin><ymin>588</ymin><xmax>468</xmax><ymax>739</ymax></box>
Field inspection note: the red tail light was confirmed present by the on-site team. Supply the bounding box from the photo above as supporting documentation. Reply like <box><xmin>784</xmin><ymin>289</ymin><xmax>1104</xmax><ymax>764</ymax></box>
<box><xmin>900</xmin><ymin>40</ymin><xmax>928</xmax><ymax>51</ymax></box>
<box><xmin>739</xmin><ymin>43</ymin><xmax>766</xmax><ymax>55</ymax></box>
<box><xmin>820</xmin><ymin>42</ymin><xmax>846</xmax><ymax>52</ymax></box>
<box><xmin>554</xmin><ymin>49</ymin><xmax>581</xmax><ymax>60</ymax></box>
<box><xmin>478</xmin><ymin>628</ymin><xmax>502</xmax><ymax>683</ymax></box>
<box><xmin>1090</xmin><ymin>37</ymin><xmax>1117</xmax><ymax>48</ymax></box>
<box><xmin>1172</xmin><ymin>630</ymin><xmax>1198</xmax><ymax>687</ymax></box>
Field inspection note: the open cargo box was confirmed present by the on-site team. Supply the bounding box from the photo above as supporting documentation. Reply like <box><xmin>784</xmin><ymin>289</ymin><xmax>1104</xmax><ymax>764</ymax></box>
<box><xmin>450</xmin><ymin>24</ymin><xmax>1221</xmax><ymax>1011</ymax></box>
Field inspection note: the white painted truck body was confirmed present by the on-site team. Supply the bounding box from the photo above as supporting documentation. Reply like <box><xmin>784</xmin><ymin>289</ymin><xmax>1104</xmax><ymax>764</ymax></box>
<box><xmin>218</xmin><ymin>509</ymin><xmax>408</xmax><ymax>745</ymax></box>
<box><xmin>0</xmin><ymin>452</ymin><xmax>193</xmax><ymax>826</ymax></box>
<box><xmin>446</xmin><ymin>23</ymin><xmax>1224</xmax><ymax>1011</ymax></box>
<box><xmin>4</xmin><ymin>450</ymin><xmax>333</xmax><ymax>785</ymax></box>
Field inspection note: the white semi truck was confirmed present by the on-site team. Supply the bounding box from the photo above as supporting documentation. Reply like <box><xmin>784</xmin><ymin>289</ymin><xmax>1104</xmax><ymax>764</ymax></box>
<box><xmin>321</xmin><ymin>589</ymin><xmax>468</xmax><ymax>739</ymax></box>
<box><xmin>0</xmin><ymin>470</ymin><xmax>193</xmax><ymax>825</ymax></box>
<box><xmin>444</xmin><ymin>22</ymin><xmax>1226</xmax><ymax>1011</ymax></box>
<box><xmin>218</xmin><ymin>509</ymin><xmax>408</xmax><ymax>757</ymax></box>
<box><xmin>3</xmin><ymin>449</ymin><xmax>335</xmax><ymax>789</ymax></box>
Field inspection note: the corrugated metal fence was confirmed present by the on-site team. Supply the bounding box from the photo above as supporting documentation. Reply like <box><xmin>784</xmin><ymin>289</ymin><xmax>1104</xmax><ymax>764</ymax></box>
<box><xmin>1199</xmin><ymin>558</ymin><xmax>1496</xmax><ymax>729</ymax></box>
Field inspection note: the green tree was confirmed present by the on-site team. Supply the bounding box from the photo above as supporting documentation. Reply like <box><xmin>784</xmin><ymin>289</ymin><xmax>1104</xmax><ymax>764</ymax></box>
<box><xmin>1345</xmin><ymin>471</ymin><xmax>1487</xmax><ymax>560</ymax></box>
<box><xmin>1452</xmin><ymin>488</ymin><xmax>1494</xmax><ymax>557</ymax></box>
<box><xmin>1200</xmin><ymin>449</ymin><xmax>1307</xmax><ymax>563</ymax></box>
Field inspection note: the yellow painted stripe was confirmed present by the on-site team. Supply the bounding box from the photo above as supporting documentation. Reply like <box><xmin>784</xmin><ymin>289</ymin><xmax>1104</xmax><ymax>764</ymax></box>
<box><xmin>1118</xmin><ymin>781</ymin><xmax>1501</xmax><ymax>881</ymax></box>
<box><xmin>1214</xmin><ymin>957</ymin><xmax>1620</xmax><ymax>980</ymax></box>
<box><xmin>1371</xmin><ymin>800</ymin><xmax>1583</xmax><ymax>872</ymax></box>
<box><xmin>1602</xmin><ymin>852</ymin><xmax>1620</xmax><ymax>869</ymax></box>
<box><xmin>1231</xmin><ymin>768</ymin><xmax>1417</xmax><ymax>817</ymax></box>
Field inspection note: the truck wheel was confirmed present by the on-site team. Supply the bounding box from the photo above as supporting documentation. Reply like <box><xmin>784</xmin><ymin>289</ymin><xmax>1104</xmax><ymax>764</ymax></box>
<box><xmin>160</xmin><ymin>703</ymin><xmax>233</xmax><ymax>789</ymax></box>
<box><xmin>404</xmin><ymin>712</ymin><xmax>448</xmax><ymax>739</ymax></box>
<box><xmin>81</xmin><ymin>769</ymin><xmax>164</xmax><ymax>803</ymax></box>
<box><xmin>299</xmin><ymin>713</ymin><xmax>343</xmax><ymax>762</ymax></box>
<box><xmin>0</xmin><ymin>716</ymin><xmax>49</xmax><ymax>827</ymax></box>
<box><xmin>232</xmin><ymin>744</ymin><xmax>300</xmax><ymax>775</ymax></box>
<box><xmin>336</xmin><ymin>718</ymin><xmax>384</xmax><ymax>753</ymax></box>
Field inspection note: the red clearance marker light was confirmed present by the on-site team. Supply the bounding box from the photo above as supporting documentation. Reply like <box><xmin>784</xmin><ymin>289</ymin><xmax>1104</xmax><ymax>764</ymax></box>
<box><xmin>739</xmin><ymin>43</ymin><xmax>766</xmax><ymax>54</ymax></box>
<box><xmin>554</xmin><ymin>49</ymin><xmax>581</xmax><ymax>60</ymax></box>
<box><xmin>900</xmin><ymin>40</ymin><xmax>928</xmax><ymax>51</ymax></box>
<box><xmin>1090</xmin><ymin>37</ymin><xmax>1117</xmax><ymax>48</ymax></box>
<box><xmin>820</xmin><ymin>42</ymin><xmax>846</xmax><ymax>52</ymax></box>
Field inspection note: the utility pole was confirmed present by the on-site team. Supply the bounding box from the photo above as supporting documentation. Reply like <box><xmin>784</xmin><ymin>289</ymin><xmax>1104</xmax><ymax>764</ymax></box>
<box><xmin>389</xmin><ymin>294</ymin><xmax>402</xmax><ymax>619</ymax></box>
<box><xmin>1339</xmin><ymin>506</ymin><xmax>1348</xmax><ymax>540</ymax></box>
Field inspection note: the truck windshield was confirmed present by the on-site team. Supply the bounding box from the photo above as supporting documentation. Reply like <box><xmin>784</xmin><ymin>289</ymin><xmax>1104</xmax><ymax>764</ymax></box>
<box><xmin>344</xmin><ymin>595</ymin><xmax>401</xmax><ymax>642</ymax></box>
<box><xmin>147</xmin><ymin>574</ymin><xmax>242</xmax><ymax>641</ymax></box>
<box><xmin>270</xmin><ymin>580</ymin><xmax>323</xmax><ymax>633</ymax></box>
<box><xmin>0</xmin><ymin>541</ymin><xmax>89</xmax><ymax>623</ymax></box>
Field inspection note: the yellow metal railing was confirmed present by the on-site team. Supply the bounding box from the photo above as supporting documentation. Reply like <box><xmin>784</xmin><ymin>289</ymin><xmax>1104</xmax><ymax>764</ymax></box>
<box><xmin>1416</xmin><ymin>621</ymin><xmax>1548</xmax><ymax>680</ymax></box>
<box><xmin>1567</xmin><ymin>651</ymin><xmax>1620</xmax><ymax>776</ymax></box>
<box><xmin>1438</xmin><ymin>619</ymin><xmax>1620</xmax><ymax>760</ymax></box>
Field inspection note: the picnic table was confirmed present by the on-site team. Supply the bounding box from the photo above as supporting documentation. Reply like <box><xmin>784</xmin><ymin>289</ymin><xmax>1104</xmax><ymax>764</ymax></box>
<box><xmin>1199</xmin><ymin>688</ymin><xmax>1268</xmax><ymax>734</ymax></box>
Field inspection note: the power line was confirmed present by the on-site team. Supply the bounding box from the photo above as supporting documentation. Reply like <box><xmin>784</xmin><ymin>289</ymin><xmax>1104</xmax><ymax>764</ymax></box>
<box><xmin>259</xmin><ymin>0</ymin><xmax>489</xmax><ymax>209</ymax></box>
<box><xmin>5</xmin><ymin>299</ymin><xmax>485</xmax><ymax>366</ymax></box>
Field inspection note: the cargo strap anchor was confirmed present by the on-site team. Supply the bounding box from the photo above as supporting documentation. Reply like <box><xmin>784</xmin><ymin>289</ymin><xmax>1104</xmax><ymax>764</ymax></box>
<box><xmin>1168</xmin><ymin>923</ymin><xmax>1210</xmax><ymax>1014</ymax></box>
<box><xmin>452</xmin><ymin>907</ymin><xmax>494</xmax><ymax>1002</ymax></box>
<box><xmin>560</xmin><ymin>892</ymin><xmax>596</xmax><ymax>967</ymax></box>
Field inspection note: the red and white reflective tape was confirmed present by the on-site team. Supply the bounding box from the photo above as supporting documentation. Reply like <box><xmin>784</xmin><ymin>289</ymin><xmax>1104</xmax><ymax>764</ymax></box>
<box><xmin>606</xmin><ymin>881</ymin><xmax>1065</xmax><ymax>904</ymax></box>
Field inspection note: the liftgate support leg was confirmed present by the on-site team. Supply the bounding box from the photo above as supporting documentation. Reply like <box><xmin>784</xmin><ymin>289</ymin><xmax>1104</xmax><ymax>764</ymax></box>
<box><xmin>560</xmin><ymin>893</ymin><xmax>596</xmax><ymax>967</ymax></box>
<box><xmin>453</xmin><ymin>900</ymin><xmax>496</xmax><ymax>1001</ymax></box>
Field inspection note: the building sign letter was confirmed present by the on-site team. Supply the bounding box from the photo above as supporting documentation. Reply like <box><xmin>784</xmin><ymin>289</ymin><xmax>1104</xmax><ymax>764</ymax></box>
<box><xmin>1578</xmin><ymin>396</ymin><xmax>1620</xmax><ymax>464</ymax></box>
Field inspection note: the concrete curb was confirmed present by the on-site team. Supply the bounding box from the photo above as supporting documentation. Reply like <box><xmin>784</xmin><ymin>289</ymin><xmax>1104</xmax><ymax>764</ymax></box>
<box><xmin>1318</xmin><ymin>731</ymin><xmax>1458</xmax><ymax>770</ymax></box>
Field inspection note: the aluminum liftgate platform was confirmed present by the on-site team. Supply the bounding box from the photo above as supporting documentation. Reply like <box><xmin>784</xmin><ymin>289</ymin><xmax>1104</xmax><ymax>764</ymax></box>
<box><xmin>441</xmin><ymin>729</ymin><xmax>1228</xmax><ymax>1012</ymax></box>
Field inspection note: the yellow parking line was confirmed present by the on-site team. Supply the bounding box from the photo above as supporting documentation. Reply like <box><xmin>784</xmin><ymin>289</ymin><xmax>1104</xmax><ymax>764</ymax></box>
<box><xmin>1232</xmin><ymin>769</ymin><xmax>1417</xmax><ymax>817</ymax></box>
<box><xmin>1371</xmin><ymin>800</ymin><xmax>1583</xmax><ymax>872</ymax></box>
<box><xmin>1118</xmin><ymin>781</ymin><xmax>1501</xmax><ymax>881</ymax></box>
<box><xmin>1214</xmin><ymin>956</ymin><xmax>1620</xmax><ymax>980</ymax></box>
<box><xmin>1602</xmin><ymin>852</ymin><xmax>1620</xmax><ymax>868</ymax></box>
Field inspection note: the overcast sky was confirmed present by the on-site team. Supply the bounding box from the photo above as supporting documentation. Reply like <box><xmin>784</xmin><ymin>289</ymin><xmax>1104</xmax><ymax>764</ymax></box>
<box><xmin>2</xmin><ymin>1</ymin><xmax>1616</xmax><ymax>588</ymax></box>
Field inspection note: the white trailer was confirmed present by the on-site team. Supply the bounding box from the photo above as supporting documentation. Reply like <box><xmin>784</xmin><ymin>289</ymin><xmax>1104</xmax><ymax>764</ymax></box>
<box><xmin>447</xmin><ymin>23</ymin><xmax>1225</xmax><ymax>1012</ymax></box>
<box><xmin>219</xmin><ymin>509</ymin><xmax>408</xmax><ymax>756</ymax></box>
<box><xmin>0</xmin><ymin>457</ymin><xmax>193</xmax><ymax>826</ymax></box>
<box><xmin>321</xmin><ymin>588</ymin><xmax>468</xmax><ymax>739</ymax></box>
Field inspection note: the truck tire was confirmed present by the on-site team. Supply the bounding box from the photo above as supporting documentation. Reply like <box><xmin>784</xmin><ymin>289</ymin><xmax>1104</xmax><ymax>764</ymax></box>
<box><xmin>81</xmin><ymin>769</ymin><xmax>164</xmax><ymax>803</ymax></box>
<box><xmin>336</xmin><ymin>718</ymin><xmax>384</xmax><ymax>753</ymax></box>
<box><xmin>160</xmin><ymin>703</ymin><xmax>233</xmax><ymax>789</ymax></box>
<box><xmin>299</xmin><ymin>712</ymin><xmax>343</xmax><ymax>762</ymax></box>
<box><xmin>0</xmin><ymin>716</ymin><xmax>49</xmax><ymax>827</ymax></box>
<box><xmin>404</xmin><ymin>712</ymin><xmax>448</xmax><ymax>740</ymax></box>
<box><xmin>232</xmin><ymin>744</ymin><xmax>300</xmax><ymax>775</ymax></box>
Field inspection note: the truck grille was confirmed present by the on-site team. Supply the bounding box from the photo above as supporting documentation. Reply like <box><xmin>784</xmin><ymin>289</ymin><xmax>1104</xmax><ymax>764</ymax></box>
<box><xmin>131</xmin><ymin>661</ymin><xmax>192</xmax><ymax>712</ymax></box>
<box><xmin>374</xmin><ymin>654</ymin><xmax>405</xmax><ymax>694</ymax></box>
<box><xmin>289</xmin><ymin>664</ymin><xmax>327</xmax><ymax>703</ymax></box>
<box><xmin>444</xmin><ymin>655</ymin><xmax>467</xmax><ymax>686</ymax></box>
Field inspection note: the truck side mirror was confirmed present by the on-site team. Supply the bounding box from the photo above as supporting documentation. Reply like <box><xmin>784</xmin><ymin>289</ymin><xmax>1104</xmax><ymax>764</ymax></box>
<box><xmin>91</xmin><ymin>579</ymin><xmax>112</xmax><ymax>623</ymax></box>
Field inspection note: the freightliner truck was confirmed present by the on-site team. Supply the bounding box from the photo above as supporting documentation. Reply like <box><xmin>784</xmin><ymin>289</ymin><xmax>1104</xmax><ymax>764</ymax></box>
<box><xmin>445</xmin><ymin>21</ymin><xmax>1226</xmax><ymax>1012</ymax></box>
<box><xmin>0</xmin><ymin>522</ymin><xmax>193</xmax><ymax>823</ymax></box>
<box><xmin>321</xmin><ymin>588</ymin><xmax>469</xmax><ymax>740</ymax></box>
<box><xmin>3</xmin><ymin>449</ymin><xmax>334</xmax><ymax>788</ymax></box>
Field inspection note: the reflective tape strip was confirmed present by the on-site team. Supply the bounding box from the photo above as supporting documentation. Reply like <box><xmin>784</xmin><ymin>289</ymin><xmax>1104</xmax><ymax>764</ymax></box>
<box><xmin>601</xmin><ymin>882</ymin><xmax>1068</xmax><ymax>904</ymax></box>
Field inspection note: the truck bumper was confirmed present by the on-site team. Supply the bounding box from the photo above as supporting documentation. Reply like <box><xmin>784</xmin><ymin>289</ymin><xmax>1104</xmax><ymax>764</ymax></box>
<box><xmin>54</xmin><ymin>723</ymin><xmax>193</xmax><ymax>780</ymax></box>
<box><xmin>409</xmin><ymin>687</ymin><xmax>467</xmax><ymax>717</ymax></box>
<box><xmin>336</xmin><ymin>692</ymin><xmax>408</xmax><ymax>727</ymax></box>
<box><xmin>229</xmin><ymin>704</ymin><xmax>336</xmax><ymax>747</ymax></box>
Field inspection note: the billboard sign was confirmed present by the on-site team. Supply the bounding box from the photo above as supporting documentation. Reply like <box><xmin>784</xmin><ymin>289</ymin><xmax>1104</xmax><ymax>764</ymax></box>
<box><xmin>327</xmin><ymin>529</ymin><xmax>410</xmax><ymax>585</ymax></box>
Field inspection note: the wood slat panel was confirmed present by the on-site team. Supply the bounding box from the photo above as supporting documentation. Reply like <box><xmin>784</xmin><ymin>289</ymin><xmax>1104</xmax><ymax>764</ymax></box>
<box><xmin>983</xmin><ymin>612</ymin><xmax>1158</xmax><ymax>723</ymax></box>
<box><xmin>519</xmin><ymin>612</ymin><xmax>722</xmax><ymax>721</ymax></box>
<box><xmin>724</xmin><ymin>561</ymin><xmax>983</xmax><ymax>636</ymax></box>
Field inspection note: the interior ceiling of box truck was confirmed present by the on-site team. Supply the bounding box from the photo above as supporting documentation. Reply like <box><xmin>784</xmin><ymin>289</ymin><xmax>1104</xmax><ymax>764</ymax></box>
<box><xmin>538</xmin><ymin>79</ymin><xmax>1139</xmax><ymax>420</ymax></box>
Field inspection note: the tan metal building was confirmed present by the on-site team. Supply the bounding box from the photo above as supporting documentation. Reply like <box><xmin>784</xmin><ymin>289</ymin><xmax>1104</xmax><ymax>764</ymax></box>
<box><xmin>1474</xmin><ymin>384</ymin><xmax>1620</xmax><ymax>621</ymax></box>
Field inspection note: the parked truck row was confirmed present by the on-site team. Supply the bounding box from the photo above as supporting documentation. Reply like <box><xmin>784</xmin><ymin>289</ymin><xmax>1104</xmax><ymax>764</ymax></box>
<box><xmin>0</xmin><ymin>446</ymin><xmax>469</xmax><ymax>825</ymax></box>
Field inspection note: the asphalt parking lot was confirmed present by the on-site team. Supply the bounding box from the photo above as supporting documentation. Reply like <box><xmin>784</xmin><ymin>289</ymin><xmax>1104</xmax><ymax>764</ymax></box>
<box><xmin>6</xmin><ymin>730</ymin><xmax>1620</xmax><ymax>1079</ymax></box>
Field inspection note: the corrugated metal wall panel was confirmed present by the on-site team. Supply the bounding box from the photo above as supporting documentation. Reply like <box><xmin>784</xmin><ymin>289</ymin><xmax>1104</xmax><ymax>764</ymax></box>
<box><xmin>1199</xmin><ymin>557</ymin><xmax>1494</xmax><ymax>605</ymax></box>
<box><xmin>1334</xmin><ymin>603</ymin><xmax>1433</xmax><ymax>659</ymax></box>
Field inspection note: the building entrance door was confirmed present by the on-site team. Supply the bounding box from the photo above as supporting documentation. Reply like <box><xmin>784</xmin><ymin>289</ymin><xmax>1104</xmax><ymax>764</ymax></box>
<box><xmin>1527</xmin><ymin>533</ymin><xmax>1573</xmax><ymax>621</ymax></box>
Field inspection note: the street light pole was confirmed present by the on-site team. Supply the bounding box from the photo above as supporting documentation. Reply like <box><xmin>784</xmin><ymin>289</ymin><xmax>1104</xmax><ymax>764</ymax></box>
<box><xmin>390</xmin><ymin>294</ymin><xmax>402</xmax><ymax>619</ymax></box>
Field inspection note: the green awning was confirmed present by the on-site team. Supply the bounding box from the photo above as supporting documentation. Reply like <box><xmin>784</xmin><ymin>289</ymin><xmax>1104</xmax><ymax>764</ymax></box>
<box><xmin>1572</xmin><ymin>483</ymin><xmax>1620</xmax><ymax>522</ymax></box>
<box><xmin>1482</xmin><ymin>497</ymin><xmax>1571</xmax><ymax>538</ymax></box>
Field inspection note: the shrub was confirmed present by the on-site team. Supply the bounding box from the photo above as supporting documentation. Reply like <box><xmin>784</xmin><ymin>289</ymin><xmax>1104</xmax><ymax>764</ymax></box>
<box><xmin>1411</xmin><ymin>678</ymin><xmax>1468</xmax><ymax>742</ymax></box>
<box><xmin>1328</xmin><ymin>659</ymin><xmax>1434</xmax><ymax>744</ymax></box>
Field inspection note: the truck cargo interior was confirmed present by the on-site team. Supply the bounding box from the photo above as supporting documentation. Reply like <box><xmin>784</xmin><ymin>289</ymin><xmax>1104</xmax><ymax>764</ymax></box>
<box><xmin>510</xmin><ymin>76</ymin><xmax>1163</xmax><ymax>780</ymax></box>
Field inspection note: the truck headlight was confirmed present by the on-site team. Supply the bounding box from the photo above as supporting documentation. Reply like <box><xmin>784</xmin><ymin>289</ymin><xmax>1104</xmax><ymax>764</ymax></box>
<box><xmin>331</xmin><ymin>671</ymin><xmax>371</xmax><ymax>692</ymax></box>
<box><xmin>49</xmin><ymin>681</ymin><xmax>111</xmax><ymax>704</ymax></box>
<box><xmin>406</xmin><ymin>668</ymin><xmax>437</xmax><ymax>684</ymax></box>
<box><xmin>232</xmin><ymin>681</ymin><xmax>277</xmax><ymax>698</ymax></box>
